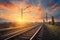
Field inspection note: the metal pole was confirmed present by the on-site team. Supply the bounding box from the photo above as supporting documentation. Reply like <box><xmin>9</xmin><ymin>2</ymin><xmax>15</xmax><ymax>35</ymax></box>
<box><xmin>21</xmin><ymin>8</ymin><xmax>23</xmax><ymax>20</ymax></box>
<box><xmin>46</xmin><ymin>13</ymin><xmax>48</xmax><ymax>22</ymax></box>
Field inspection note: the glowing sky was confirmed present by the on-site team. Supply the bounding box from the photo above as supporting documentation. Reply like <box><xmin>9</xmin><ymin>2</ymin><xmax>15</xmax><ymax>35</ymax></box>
<box><xmin>0</xmin><ymin>0</ymin><xmax>60</xmax><ymax>22</ymax></box>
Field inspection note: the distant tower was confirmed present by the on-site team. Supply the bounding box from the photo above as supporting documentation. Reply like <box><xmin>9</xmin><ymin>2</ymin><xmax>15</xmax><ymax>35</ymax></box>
<box><xmin>46</xmin><ymin>13</ymin><xmax>48</xmax><ymax>22</ymax></box>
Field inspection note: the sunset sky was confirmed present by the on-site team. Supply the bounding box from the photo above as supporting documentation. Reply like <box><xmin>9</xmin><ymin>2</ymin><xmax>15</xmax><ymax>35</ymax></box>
<box><xmin>0</xmin><ymin>0</ymin><xmax>60</xmax><ymax>22</ymax></box>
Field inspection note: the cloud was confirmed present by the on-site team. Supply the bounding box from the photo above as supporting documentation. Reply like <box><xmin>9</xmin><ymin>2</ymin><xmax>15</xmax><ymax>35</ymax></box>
<box><xmin>0</xmin><ymin>0</ymin><xmax>18</xmax><ymax>11</ymax></box>
<box><xmin>0</xmin><ymin>0</ymin><xmax>60</xmax><ymax>22</ymax></box>
<box><xmin>0</xmin><ymin>0</ymin><xmax>12</xmax><ymax>4</ymax></box>
<box><xmin>0</xmin><ymin>18</ymin><xmax>8</xmax><ymax>22</ymax></box>
<box><xmin>51</xmin><ymin>5</ymin><xmax>60</xmax><ymax>10</ymax></box>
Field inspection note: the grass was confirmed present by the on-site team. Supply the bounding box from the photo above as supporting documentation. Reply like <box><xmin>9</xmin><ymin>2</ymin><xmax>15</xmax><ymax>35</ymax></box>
<box><xmin>45</xmin><ymin>24</ymin><xmax>60</xmax><ymax>36</ymax></box>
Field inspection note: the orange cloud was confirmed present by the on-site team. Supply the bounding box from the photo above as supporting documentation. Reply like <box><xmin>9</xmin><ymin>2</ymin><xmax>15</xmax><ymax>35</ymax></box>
<box><xmin>51</xmin><ymin>5</ymin><xmax>60</xmax><ymax>10</ymax></box>
<box><xmin>36</xmin><ymin>5</ymin><xmax>45</xmax><ymax>19</ymax></box>
<box><xmin>0</xmin><ymin>2</ymin><xmax>45</xmax><ymax>22</ymax></box>
<box><xmin>0</xmin><ymin>3</ymin><xmax>18</xmax><ymax>11</ymax></box>
<box><xmin>48</xmin><ymin>2</ymin><xmax>60</xmax><ymax>10</ymax></box>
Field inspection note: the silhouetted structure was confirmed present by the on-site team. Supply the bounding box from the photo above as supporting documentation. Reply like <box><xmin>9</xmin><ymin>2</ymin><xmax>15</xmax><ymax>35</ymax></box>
<box><xmin>21</xmin><ymin>8</ymin><xmax>23</xmax><ymax>20</ymax></box>
<box><xmin>51</xmin><ymin>16</ymin><xmax>55</xmax><ymax>25</ymax></box>
<box><xmin>46</xmin><ymin>13</ymin><xmax>48</xmax><ymax>22</ymax></box>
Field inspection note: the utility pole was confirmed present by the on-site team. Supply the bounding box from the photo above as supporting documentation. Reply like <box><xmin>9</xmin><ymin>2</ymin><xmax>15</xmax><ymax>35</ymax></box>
<box><xmin>20</xmin><ymin>5</ymin><xmax>31</xmax><ymax>20</ymax></box>
<box><xmin>21</xmin><ymin>8</ymin><xmax>23</xmax><ymax>20</ymax></box>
